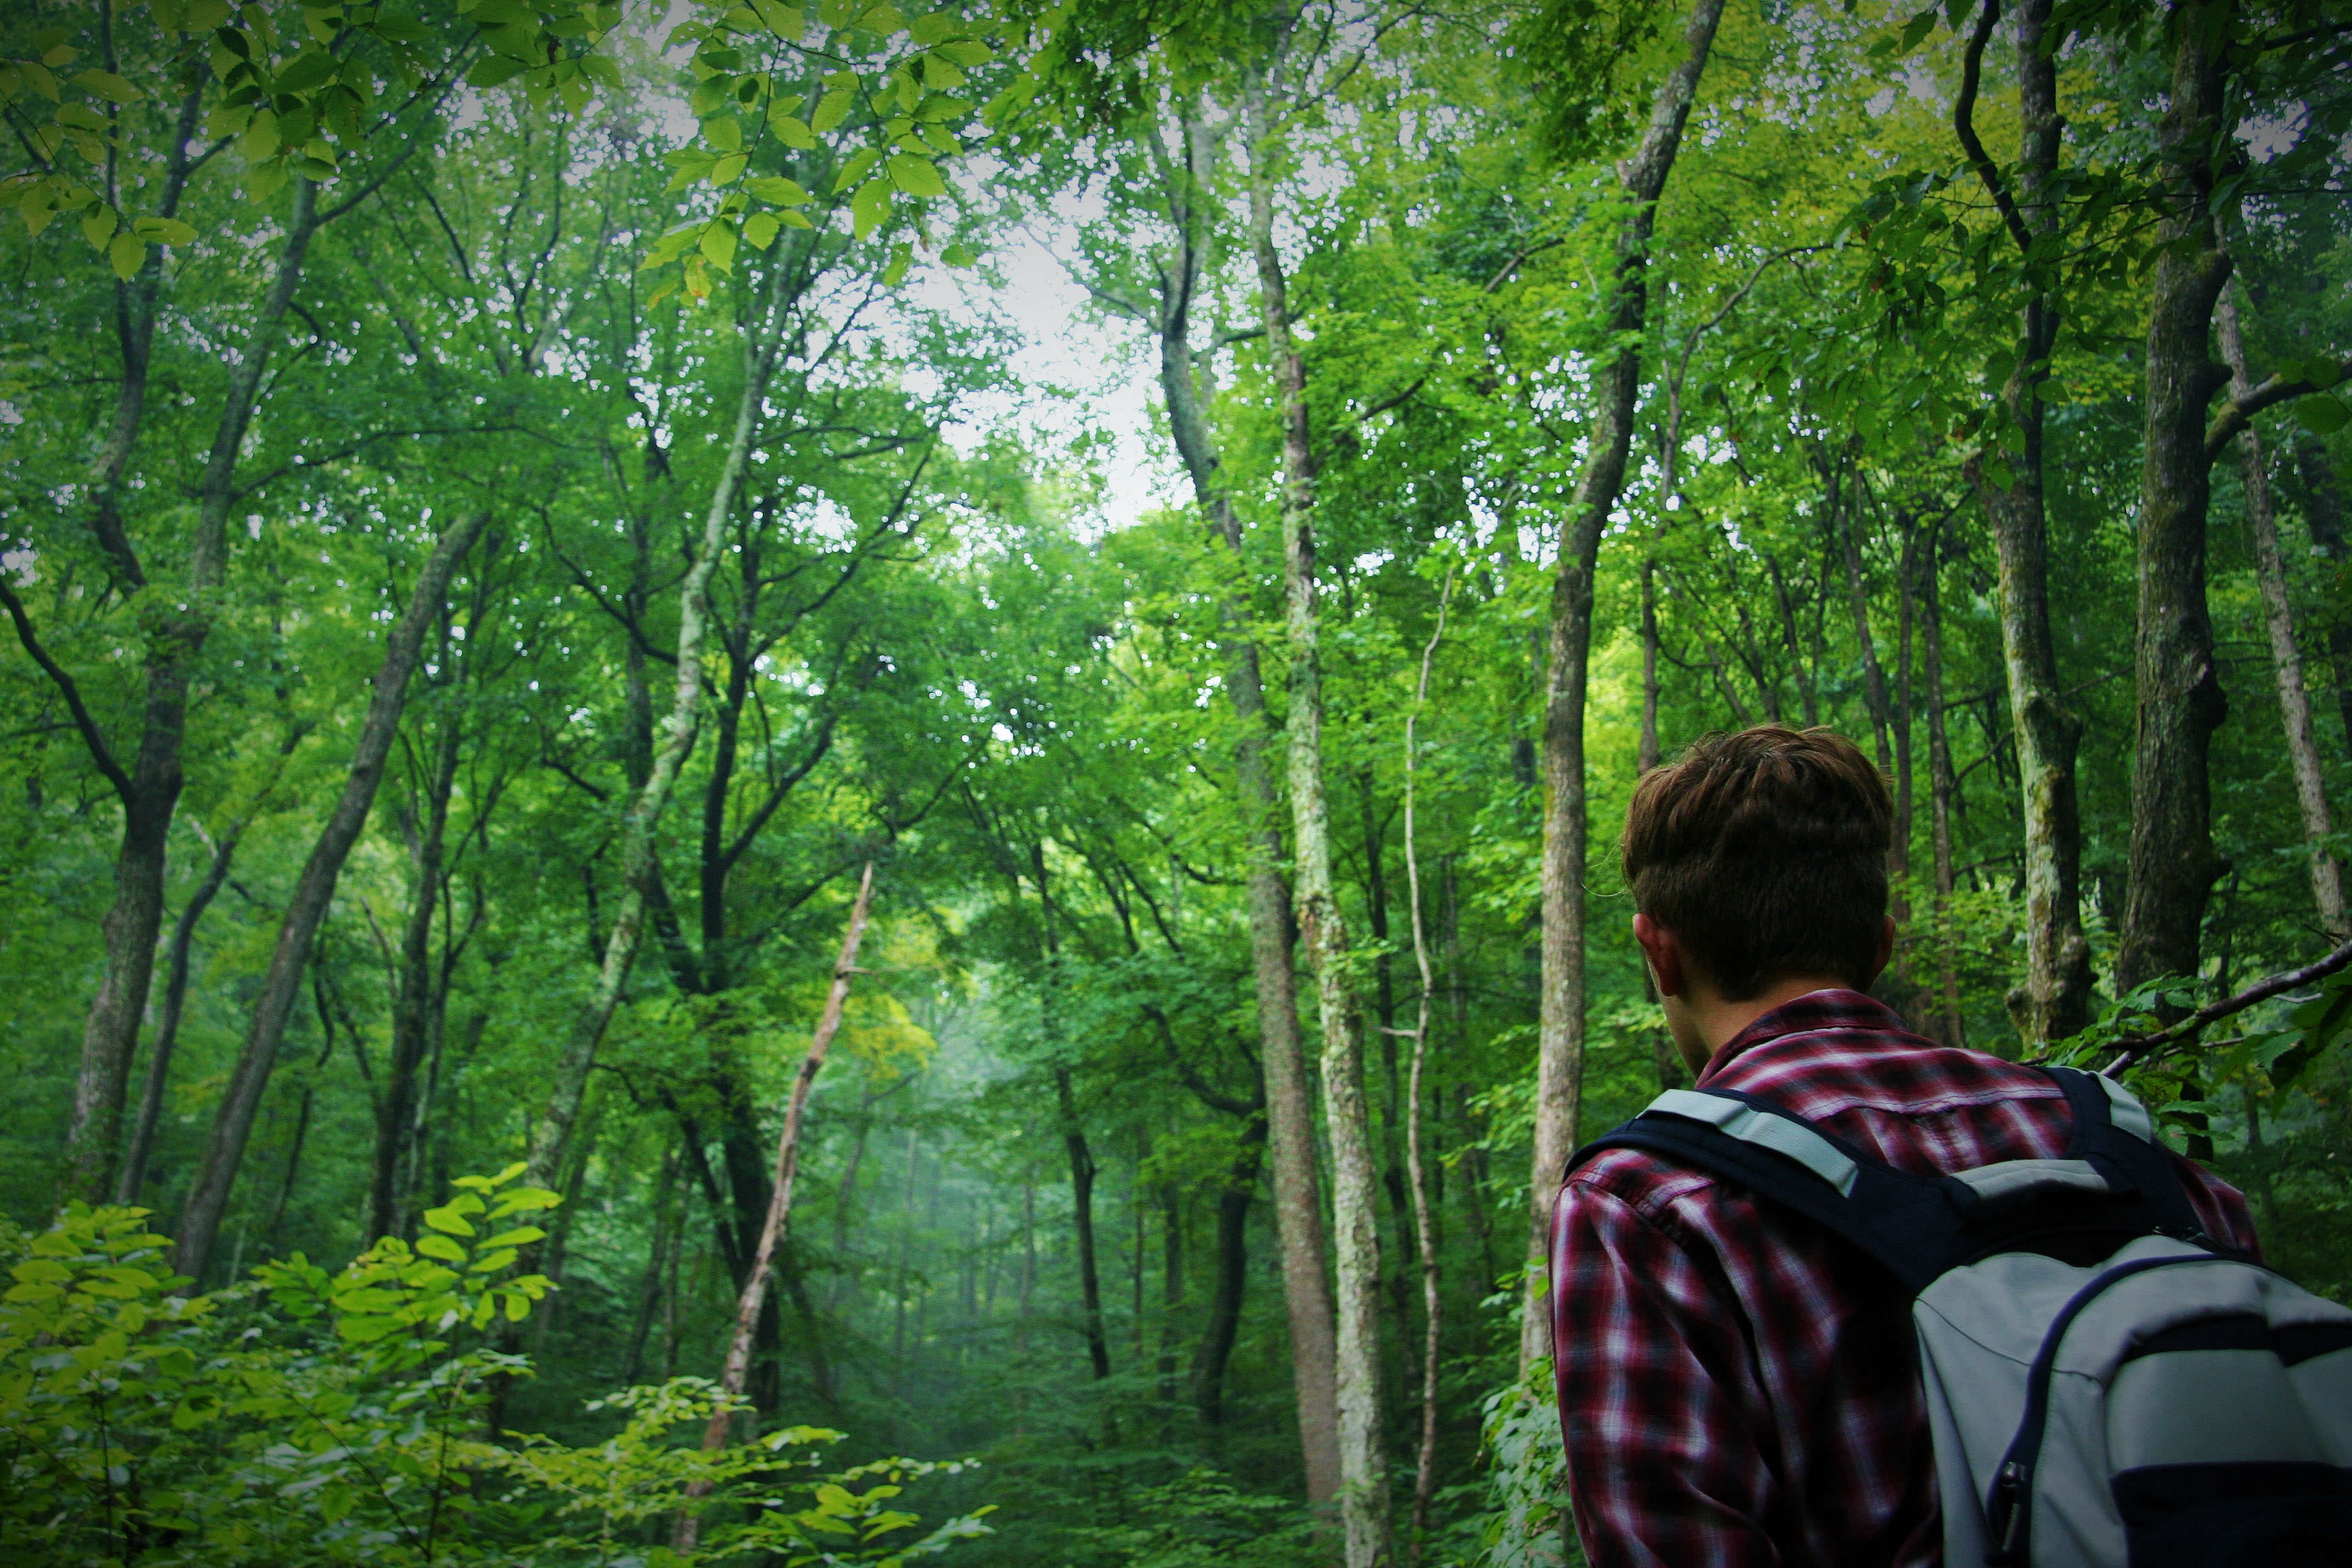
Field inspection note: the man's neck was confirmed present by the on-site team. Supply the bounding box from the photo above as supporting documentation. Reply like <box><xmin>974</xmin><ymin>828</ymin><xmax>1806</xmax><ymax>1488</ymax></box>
<box><xmin>1669</xmin><ymin>975</ymin><xmax>1857</xmax><ymax>1077</ymax></box>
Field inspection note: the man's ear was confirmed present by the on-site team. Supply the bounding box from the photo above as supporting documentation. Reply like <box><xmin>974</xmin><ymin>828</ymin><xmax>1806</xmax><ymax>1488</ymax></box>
<box><xmin>1867</xmin><ymin>914</ymin><xmax>1896</xmax><ymax>985</ymax></box>
<box><xmin>1633</xmin><ymin>913</ymin><xmax>1686</xmax><ymax>999</ymax></box>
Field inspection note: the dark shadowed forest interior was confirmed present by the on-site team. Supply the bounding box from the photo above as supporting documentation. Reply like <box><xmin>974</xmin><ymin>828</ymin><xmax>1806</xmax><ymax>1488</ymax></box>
<box><xmin>3</xmin><ymin>0</ymin><xmax>2350</xmax><ymax>1562</ymax></box>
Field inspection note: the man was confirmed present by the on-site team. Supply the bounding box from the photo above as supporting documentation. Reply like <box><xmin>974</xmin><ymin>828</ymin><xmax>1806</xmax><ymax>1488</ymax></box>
<box><xmin>1550</xmin><ymin>725</ymin><xmax>2257</xmax><ymax>1567</ymax></box>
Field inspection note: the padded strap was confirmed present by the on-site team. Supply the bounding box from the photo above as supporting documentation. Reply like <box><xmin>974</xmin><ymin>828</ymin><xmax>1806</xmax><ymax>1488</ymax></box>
<box><xmin>2043</xmin><ymin>1067</ymin><xmax>2204</xmax><ymax>1237</ymax></box>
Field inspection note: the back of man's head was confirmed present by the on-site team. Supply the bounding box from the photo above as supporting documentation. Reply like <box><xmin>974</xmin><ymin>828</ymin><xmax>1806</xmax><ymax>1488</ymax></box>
<box><xmin>1622</xmin><ymin>725</ymin><xmax>1893</xmax><ymax>1000</ymax></box>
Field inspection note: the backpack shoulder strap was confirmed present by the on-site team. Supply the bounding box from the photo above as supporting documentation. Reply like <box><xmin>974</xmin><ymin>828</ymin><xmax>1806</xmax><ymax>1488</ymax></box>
<box><xmin>1565</xmin><ymin>1088</ymin><xmax>1970</xmax><ymax>1293</ymax></box>
<box><xmin>2039</xmin><ymin>1066</ymin><xmax>2207</xmax><ymax>1239</ymax></box>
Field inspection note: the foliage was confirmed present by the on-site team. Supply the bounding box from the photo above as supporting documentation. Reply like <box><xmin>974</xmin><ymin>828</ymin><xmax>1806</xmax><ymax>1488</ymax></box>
<box><xmin>0</xmin><ymin>1174</ymin><xmax>990</xmax><ymax>1566</ymax></box>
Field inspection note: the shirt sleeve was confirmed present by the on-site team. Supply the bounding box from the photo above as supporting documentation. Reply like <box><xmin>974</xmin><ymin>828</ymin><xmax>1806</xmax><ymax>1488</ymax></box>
<box><xmin>1550</xmin><ymin>1177</ymin><xmax>1784</xmax><ymax>1568</ymax></box>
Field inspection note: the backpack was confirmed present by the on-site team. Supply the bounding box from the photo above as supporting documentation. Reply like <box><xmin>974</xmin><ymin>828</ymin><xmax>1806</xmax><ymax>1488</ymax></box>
<box><xmin>1563</xmin><ymin>1065</ymin><xmax>2352</xmax><ymax>1567</ymax></box>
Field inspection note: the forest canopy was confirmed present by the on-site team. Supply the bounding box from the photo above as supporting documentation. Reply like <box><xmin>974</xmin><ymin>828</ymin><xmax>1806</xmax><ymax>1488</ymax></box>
<box><xmin>3</xmin><ymin>0</ymin><xmax>2350</xmax><ymax>1563</ymax></box>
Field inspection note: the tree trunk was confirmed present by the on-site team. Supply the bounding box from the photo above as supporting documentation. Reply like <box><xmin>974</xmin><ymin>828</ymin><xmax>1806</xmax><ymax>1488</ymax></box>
<box><xmin>623</xmin><ymin>1143</ymin><xmax>683</xmax><ymax>1387</ymax></box>
<box><xmin>51</xmin><ymin>182</ymin><xmax>323</xmax><ymax>1206</ymax></box>
<box><xmin>1402</xmin><ymin>575</ymin><xmax>1454</xmax><ymax>1563</ymax></box>
<box><xmin>1920</xmin><ymin>515</ymin><xmax>1969</xmax><ymax>1049</ymax></box>
<box><xmin>1955</xmin><ymin>0</ymin><xmax>2093</xmax><ymax>1045</ymax></box>
<box><xmin>2117</xmin><ymin>5</ymin><xmax>2234</xmax><ymax>996</ymax></box>
<box><xmin>1058</xmin><ymin>1066</ymin><xmax>1113</xmax><ymax>1381</ymax></box>
<box><xmin>116</xmin><ymin>825</ymin><xmax>240</xmax><ymax>1203</ymax></box>
<box><xmin>2219</xmin><ymin>293</ymin><xmax>2345</xmax><ymax>938</ymax></box>
<box><xmin>674</xmin><ymin>867</ymin><xmax>872</xmax><ymax>1551</ymax></box>
<box><xmin>1191</xmin><ymin>1120</ymin><xmax>1263</xmax><ymax>1426</ymax></box>
<box><xmin>1149</xmin><ymin>106</ymin><xmax>1340</xmax><ymax>1506</ymax></box>
<box><xmin>1530</xmin><ymin>0</ymin><xmax>1727</xmax><ymax>1374</ymax></box>
<box><xmin>368</xmin><ymin>721</ymin><xmax>461</xmax><ymax>1242</ymax></box>
<box><xmin>1247</xmin><ymin>68</ymin><xmax>1392</xmax><ymax>1567</ymax></box>
<box><xmin>527</xmin><ymin>259</ymin><xmax>796</xmax><ymax>1192</ymax></box>
<box><xmin>172</xmin><ymin>506</ymin><xmax>487</xmax><ymax>1284</ymax></box>
<box><xmin>1835</xmin><ymin>463</ymin><xmax>1896</xmax><ymax>772</ymax></box>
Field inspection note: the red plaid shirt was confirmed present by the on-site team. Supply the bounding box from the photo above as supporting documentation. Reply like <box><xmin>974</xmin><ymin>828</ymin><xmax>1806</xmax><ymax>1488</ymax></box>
<box><xmin>1549</xmin><ymin>989</ymin><xmax>2258</xmax><ymax>1568</ymax></box>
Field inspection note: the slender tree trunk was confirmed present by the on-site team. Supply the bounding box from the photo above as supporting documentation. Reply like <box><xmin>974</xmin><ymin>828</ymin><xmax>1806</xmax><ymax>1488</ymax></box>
<box><xmin>2219</xmin><ymin>293</ymin><xmax>2345</xmax><ymax>938</ymax></box>
<box><xmin>1150</xmin><ymin>108</ymin><xmax>1339</xmax><ymax>1505</ymax></box>
<box><xmin>1921</xmin><ymin>516</ymin><xmax>1969</xmax><ymax>1049</ymax></box>
<box><xmin>528</xmin><ymin>261</ymin><xmax>794</xmax><ymax>1191</ymax></box>
<box><xmin>623</xmin><ymin>1143</ymin><xmax>683</xmax><ymax>1386</ymax></box>
<box><xmin>1247</xmin><ymin>69</ymin><xmax>1392</xmax><ymax>1567</ymax></box>
<box><xmin>173</xmin><ymin>507</ymin><xmax>487</xmax><ymax>1284</ymax></box>
<box><xmin>1191</xmin><ymin>1122</ymin><xmax>1263</xmax><ymax>1426</ymax></box>
<box><xmin>1836</xmin><ymin>468</ymin><xmax>1897</xmax><ymax>774</ymax></box>
<box><xmin>1058</xmin><ymin>1066</ymin><xmax>1113</xmax><ymax>1381</ymax></box>
<box><xmin>1403</xmin><ymin>574</ymin><xmax>1454</xmax><ymax>1563</ymax></box>
<box><xmin>116</xmin><ymin>826</ymin><xmax>239</xmax><ymax>1203</ymax></box>
<box><xmin>1531</xmin><ymin>0</ymin><xmax>1726</xmax><ymax>1373</ymax></box>
<box><xmin>1956</xmin><ymin>0</ymin><xmax>2094</xmax><ymax>1045</ymax></box>
<box><xmin>1639</xmin><ymin>557</ymin><xmax>1662</xmax><ymax>773</ymax></box>
<box><xmin>674</xmin><ymin>866</ymin><xmax>872</xmax><ymax>1553</ymax></box>
<box><xmin>52</xmin><ymin>183</ymin><xmax>323</xmax><ymax>1206</ymax></box>
<box><xmin>369</xmin><ymin>722</ymin><xmax>460</xmax><ymax>1241</ymax></box>
<box><xmin>2117</xmin><ymin>3</ymin><xmax>2234</xmax><ymax>996</ymax></box>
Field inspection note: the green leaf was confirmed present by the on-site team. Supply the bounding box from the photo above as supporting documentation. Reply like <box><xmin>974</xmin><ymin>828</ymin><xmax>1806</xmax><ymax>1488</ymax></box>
<box><xmin>130</xmin><ymin>215</ymin><xmax>197</xmax><ymax>245</ymax></box>
<box><xmin>468</xmin><ymin>1247</ymin><xmax>520</xmax><ymax>1273</ymax></box>
<box><xmin>768</xmin><ymin>108</ymin><xmax>815</xmax><ymax>148</ymax></box>
<box><xmin>747</xmin><ymin>174</ymin><xmax>810</xmax><ymax>204</ymax></box>
<box><xmin>742</xmin><ymin>211</ymin><xmax>780</xmax><ymax>250</ymax></box>
<box><xmin>941</xmin><ymin>240</ymin><xmax>975</xmax><ymax>267</ymax></box>
<box><xmin>702</xmin><ymin>114</ymin><xmax>742</xmax><ymax>152</ymax></box>
<box><xmin>468</xmin><ymin>54</ymin><xmax>527</xmax><ymax>87</ymax></box>
<box><xmin>921</xmin><ymin>52</ymin><xmax>965</xmax><ymax>91</ymax></box>
<box><xmin>882</xmin><ymin>241</ymin><xmax>910</xmax><ymax>285</ymax></box>
<box><xmin>811</xmin><ymin>88</ymin><xmax>853</xmax><ymax>133</ymax></box>
<box><xmin>415</xmin><ymin>1233</ymin><xmax>468</xmax><ymax>1262</ymax></box>
<box><xmin>80</xmin><ymin>205</ymin><xmax>116</xmax><ymax>250</ymax></box>
<box><xmin>478</xmin><ymin>1226</ymin><xmax>547</xmax><ymax>1249</ymax></box>
<box><xmin>2300</xmin><ymin>356</ymin><xmax>2342</xmax><ymax>392</ymax></box>
<box><xmin>699</xmin><ymin>221</ymin><xmax>737</xmax><ymax>272</ymax></box>
<box><xmin>423</xmin><ymin>1205</ymin><xmax>476</xmax><ymax>1237</ymax></box>
<box><xmin>708</xmin><ymin>152</ymin><xmax>747</xmax><ymax>186</ymax></box>
<box><xmin>73</xmin><ymin>69</ymin><xmax>141</xmax><ymax>103</ymax></box>
<box><xmin>2294</xmin><ymin>396</ymin><xmax>2349</xmax><ymax>437</ymax></box>
<box><xmin>851</xmin><ymin>179</ymin><xmax>890</xmax><ymax>240</ymax></box>
<box><xmin>886</xmin><ymin>152</ymin><xmax>944</xmax><ymax>197</ymax></box>
<box><xmin>109</xmin><ymin>234</ymin><xmax>148</xmax><ymax>279</ymax></box>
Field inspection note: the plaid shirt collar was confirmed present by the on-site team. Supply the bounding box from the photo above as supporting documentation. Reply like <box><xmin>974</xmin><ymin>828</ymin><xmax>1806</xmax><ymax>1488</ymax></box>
<box><xmin>1693</xmin><ymin>987</ymin><xmax>1908</xmax><ymax>1088</ymax></box>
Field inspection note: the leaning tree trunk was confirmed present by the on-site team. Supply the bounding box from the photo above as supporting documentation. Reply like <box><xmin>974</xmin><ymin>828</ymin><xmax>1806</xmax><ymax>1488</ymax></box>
<box><xmin>1247</xmin><ymin>69</ymin><xmax>1392</xmax><ymax>1568</ymax></box>
<box><xmin>2117</xmin><ymin>3</ymin><xmax>2234</xmax><ymax>996</ymax></box>
<box><xmin>2219</xmin><ymin>293</ymin><xmax>2346</xmax><ymax>938</ymax></box>
<box><xmin>1955</xmin><ymin>0</ymin><xmax>2093</xmax><ymax>1045</ymax></box>
<box><xmin>673</xmin><ymin>866</ymin><xmax>872</xmax><ymax>1554</ymax></box>
<box><xmin>50</xmin><ymin>182</ymin><xmax>323</xmax><ymax>1206</ymax></box>
<box><xmin>1529</xmin><ymin>0</ymin><xmax>1727</xmax><ymax>1374</ymax></box>
<box><xmin>172</xmin><ymin>505</ymin><xmax>487</xmax><ymax>1284</ymax></box>
<box><xmin>1148</xmin><ymin>107</ymin><xmax>1341</xmax><ymax>1504</ymax></box>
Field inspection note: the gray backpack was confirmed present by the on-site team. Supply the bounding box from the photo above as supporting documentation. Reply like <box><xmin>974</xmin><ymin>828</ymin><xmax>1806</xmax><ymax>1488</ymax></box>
<box><xmin>1566</xmin><ymin>1065</ymin><xmax>2352</xmax><ymax>1566</ymax></box>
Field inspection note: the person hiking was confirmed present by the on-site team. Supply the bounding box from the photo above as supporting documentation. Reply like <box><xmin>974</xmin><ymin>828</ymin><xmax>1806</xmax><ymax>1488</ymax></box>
<box><xmin>1548</xmin><ymin>724</ymin><xmax>2263</xmax><ymax>1567</ymax></box>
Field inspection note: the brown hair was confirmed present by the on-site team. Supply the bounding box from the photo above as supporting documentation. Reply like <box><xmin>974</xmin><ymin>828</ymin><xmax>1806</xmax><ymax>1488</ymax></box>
<box><xmin>1621</xmin><ymin>725</ymin><xmax>1893</xmax><ymax>1000</ymax></box>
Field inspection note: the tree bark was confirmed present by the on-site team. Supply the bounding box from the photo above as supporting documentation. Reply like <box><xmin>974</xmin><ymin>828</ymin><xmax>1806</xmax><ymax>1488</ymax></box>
<box><xmin>2117</xmin><ymin>3</ymin><xmax>2234</xmax><ymax>996</ymax></box>
<box><xmin>172</xmin><ymin>506</ymin><xmax>487</xmax><ymax>1284</ymax></box>
<box><xmin>1247</xmin><ymin>65</ymin><xmax>1392</xmax><ymax>1567</ymax></box>
<box><xmin>116</xmin><ymin>824</ymin><xmax>240</xmax><ymax>1204</ymax></box>
<box><xmin>1955</xmin><ymin>0</ymin><xmax>2094</xmax><ymax>1045</ymax></box>
<box><xmin>2219</xmin><ymin>293</ymin><xmax>2346</xmax><ymax>938</ymax></box>
<box><xmin>51</xmin><ymin>182</ymin><xmax>323</xmax><ymax>1206</ymax></box>
<box><xmin>1145</xmin><ymin>104</ymin><xmax>1340</xmax><ymax>1506</ymax></box>
<box><xmin>1530</xmin><ymin>0</ymin><xmax>1726</xmax><ymax>1374</ymax></box>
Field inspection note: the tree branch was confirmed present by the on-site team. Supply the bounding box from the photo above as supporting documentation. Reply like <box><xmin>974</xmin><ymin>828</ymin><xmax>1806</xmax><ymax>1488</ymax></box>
<box><xmin>2205</xmin><ymin>373</ymin><xmax>2323</xmax><ymax>462</ymax></box>
<box><xmin>0</xmin><ymin>577</ymin><xmax>129</xmax><ymax>798</ymax></box>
